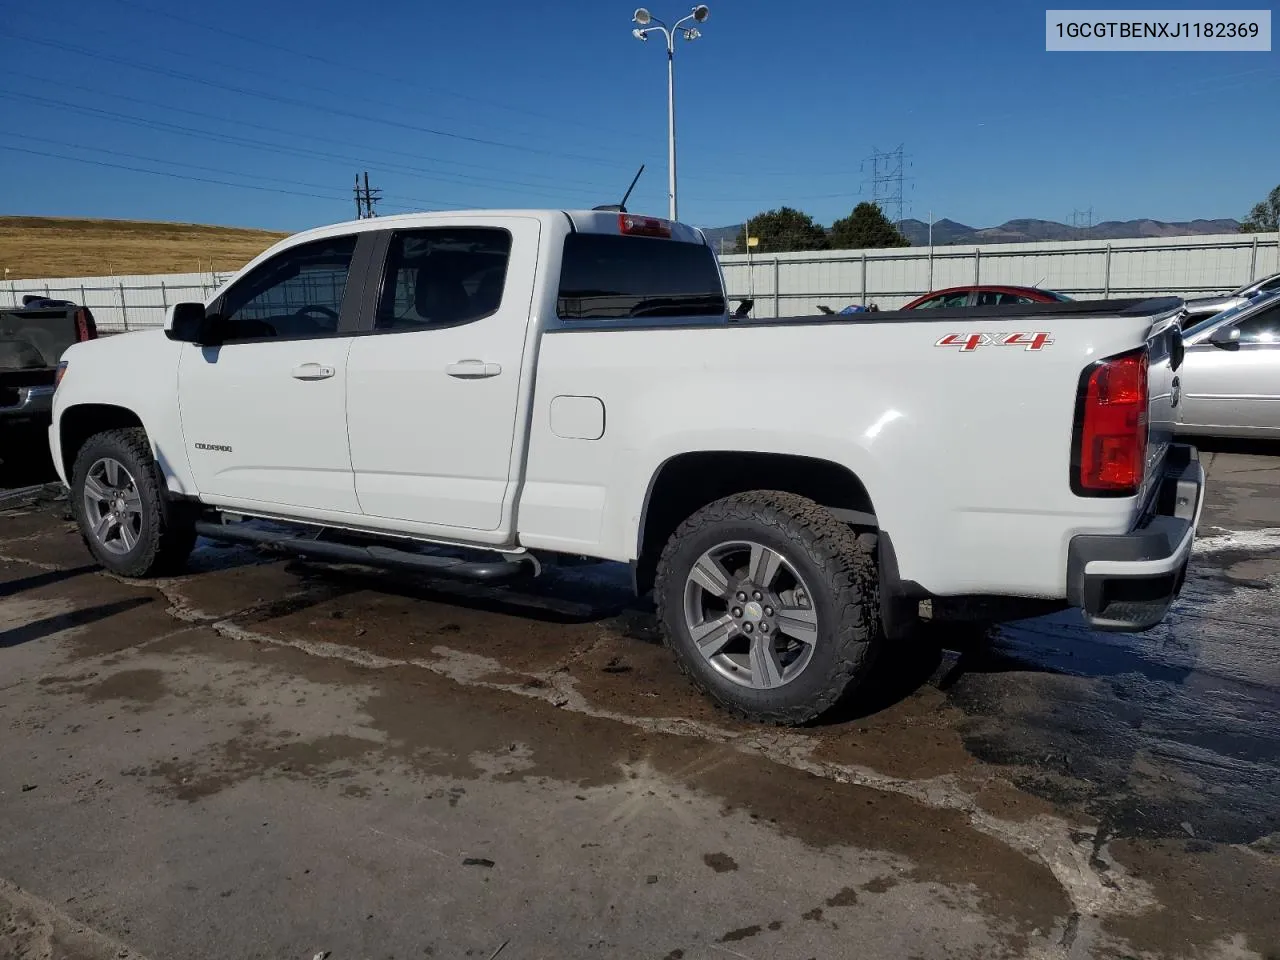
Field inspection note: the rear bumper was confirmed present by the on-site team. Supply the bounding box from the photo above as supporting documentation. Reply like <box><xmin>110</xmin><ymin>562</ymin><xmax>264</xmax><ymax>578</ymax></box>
<box><xmin>0</xmin><ymin>385</ymin><xmax>54</xmax><ymax>422</ymax></box>
<box><xmin>1066</xmin><ymin>444</ymin><xmax>1206</xmax><ymax>631</ymax></box>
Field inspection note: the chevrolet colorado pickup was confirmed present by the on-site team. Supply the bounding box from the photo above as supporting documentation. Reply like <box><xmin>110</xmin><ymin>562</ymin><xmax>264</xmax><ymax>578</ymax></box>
<box><xmin>49</xmin><ymin>209</ymin><xmax>1205</xmax><ymax>724</ymax></box>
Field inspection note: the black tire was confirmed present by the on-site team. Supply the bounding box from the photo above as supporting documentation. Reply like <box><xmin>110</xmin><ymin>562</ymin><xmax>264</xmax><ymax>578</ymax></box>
<box><xmin>70</xmin><ymin>427</ymin><xmax>196</xmax><ymax>577</ymax></box>
<box><xmin>655</xmin><ymin>490</ymin><xmax>882</xmax><ymax>725</ymax></box>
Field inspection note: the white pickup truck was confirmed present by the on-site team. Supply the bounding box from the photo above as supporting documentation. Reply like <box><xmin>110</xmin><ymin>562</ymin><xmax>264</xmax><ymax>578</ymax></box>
<box><xmin>49</xmin><ymin>209</ymin><xmax>1205</xmax><ymax>724</ymax></box>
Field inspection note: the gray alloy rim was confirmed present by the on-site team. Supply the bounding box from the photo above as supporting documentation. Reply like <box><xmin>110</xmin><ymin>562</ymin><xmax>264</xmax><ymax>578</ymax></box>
<box><xmin>682</xmin><ymin>540</ymin><xmax>819</xmax><ymax>690</ymax></box>
<box><xmin>81</xmin><ymin>457</ymin><xmax>143</xmax><ymax>556</ymax></box>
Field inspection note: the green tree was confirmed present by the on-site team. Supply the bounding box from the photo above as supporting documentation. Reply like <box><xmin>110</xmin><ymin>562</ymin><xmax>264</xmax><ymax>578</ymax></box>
<box><xmin>734</xmin><ymin>207</ymin><xmax>828</xmax><ymax>254</ymax></box>
<box><xmin>1241</xmin><ymin>184</ymin><xmax>1280</xmax><ymax>233</ymax></box>
<box><xmin>829</xmin><ymin>202</ymin><xmax>910</xmax><ymax>250</ymax></box>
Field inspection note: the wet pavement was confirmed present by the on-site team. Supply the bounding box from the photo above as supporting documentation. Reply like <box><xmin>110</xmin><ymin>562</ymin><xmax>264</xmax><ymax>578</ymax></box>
<box><xmin>0</xmin><ymin>444</ymin><xmax>1278</xmax><ymax>960</ymax></box>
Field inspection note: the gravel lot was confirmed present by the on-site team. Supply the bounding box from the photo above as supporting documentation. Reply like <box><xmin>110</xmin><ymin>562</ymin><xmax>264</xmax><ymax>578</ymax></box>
<box><xmin>1</xmin><ymin>441</ymin><xmax>1277</xmax><ymax>960</ymax></box>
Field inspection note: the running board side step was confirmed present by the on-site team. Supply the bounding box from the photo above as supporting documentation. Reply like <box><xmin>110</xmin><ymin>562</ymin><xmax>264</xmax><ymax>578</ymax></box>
<box><xmin>193</xmin><ymin>521</ymin><xmax>534</xmax><ymax>582</ymax></box>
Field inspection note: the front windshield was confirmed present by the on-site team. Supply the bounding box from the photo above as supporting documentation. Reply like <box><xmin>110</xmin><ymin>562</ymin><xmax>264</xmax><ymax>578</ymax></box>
<box><xmin>1044</xmin><ymin>289</ymin><xmax>1073</xmax><ymax>301</ymax></box>
<box><xmin>1185</xmin><ymin>292</ymin><xmax>1280</xmax><ymax>339</ymax></box>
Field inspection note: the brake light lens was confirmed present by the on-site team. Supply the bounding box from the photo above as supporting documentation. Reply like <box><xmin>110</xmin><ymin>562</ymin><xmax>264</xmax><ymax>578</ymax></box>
<box><xmin>1073</xmin><ymin>347</ymin><xmax>1149</xmax><ymax>495</ymax></box>
<box><xmin>618</xmin><ymin>213</ymin><xmax>672</xmax><ymax>238</ymax></box>
<box><xmin>74</xmin><ymin>307</ymin><xmax>97</xmax><ymax>341</ymax></box>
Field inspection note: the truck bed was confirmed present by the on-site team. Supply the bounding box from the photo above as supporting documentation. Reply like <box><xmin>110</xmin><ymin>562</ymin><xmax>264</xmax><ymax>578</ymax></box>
<box><xmin>739</xmin><ymin>297</ymin><xmax>1184</xmax><ymax>326</ymax></box>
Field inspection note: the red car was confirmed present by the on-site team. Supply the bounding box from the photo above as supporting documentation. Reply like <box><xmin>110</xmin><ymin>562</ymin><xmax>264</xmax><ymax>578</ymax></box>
<box><xmin>901</xmin><ymin>285</ymin><xmax>1072</xmax><ymax>310</ymax></box>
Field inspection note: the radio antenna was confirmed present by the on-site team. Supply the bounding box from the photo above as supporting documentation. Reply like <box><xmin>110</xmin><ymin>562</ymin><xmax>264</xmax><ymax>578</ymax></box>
<box><xmin>619</xmin><ymin>164</ymin><xmax>645</xmax><ymax>212</ymax></box>
<box><xmin>594</xmin><ymin>164</ymin><xmax>646</xmax><ymax>213</ymax></box>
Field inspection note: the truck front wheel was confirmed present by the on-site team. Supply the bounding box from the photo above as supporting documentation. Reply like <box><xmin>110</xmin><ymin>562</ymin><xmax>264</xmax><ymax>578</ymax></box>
<box><xmin>655</xmin><ymin>490</ymin><xmax>882</xmax><ymax>725</ymax></box>
<box><xmin>70</xmin><ymin>427</ymin><xmax>196</xmax><ymax>578</ymax></box>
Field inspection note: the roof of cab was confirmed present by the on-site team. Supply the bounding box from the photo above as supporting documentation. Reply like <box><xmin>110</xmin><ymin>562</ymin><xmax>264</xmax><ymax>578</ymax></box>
<box><xmin>273</xmin><ymin>209</ymin><xmax>707</xmax><ymax>249</ymax></box>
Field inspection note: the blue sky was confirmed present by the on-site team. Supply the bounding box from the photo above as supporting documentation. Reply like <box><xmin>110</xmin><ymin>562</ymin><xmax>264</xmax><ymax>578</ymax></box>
<box><xmin>1</xmin><ymin>0</ymin><xmax>1277</xmax><ymax>232</ymax></box>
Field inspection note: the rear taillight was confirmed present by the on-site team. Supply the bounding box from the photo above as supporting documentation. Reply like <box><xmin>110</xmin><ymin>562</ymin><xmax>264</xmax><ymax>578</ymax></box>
<box><xmin>74</xmin><ymin>307</ymin><xmax>97</xmax><ymax>341</ymax></box>
<box><xmin>618</xmin><ymin>213</ymin><xmax>672</xmax><ymax>238</ymax></box>
<box><xmin>1071</xmin><ymin>347</ymin><xmax>1149</xmax><ymax>496</ymax></box>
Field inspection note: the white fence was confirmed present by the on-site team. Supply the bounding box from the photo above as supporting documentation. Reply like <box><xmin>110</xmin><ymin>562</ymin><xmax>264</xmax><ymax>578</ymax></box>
<box><xmin>3</xmin><ymin>231</ymin><xmax>1278</xmax><ymax>331</ymax></box>
<box><xmin>1</xmin><ymin>270</ymin><xmax>236</xmax><ymax>334</ymax></box>
<box><xmin>720</xmin><ymin>231</ymin><xmax>1280</xmax><ymax>317</ymax></box>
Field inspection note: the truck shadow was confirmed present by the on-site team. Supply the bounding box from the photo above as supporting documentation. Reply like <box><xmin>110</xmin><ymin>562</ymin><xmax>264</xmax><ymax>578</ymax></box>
<box><xmin>284</xmin><ymin>557</ymin><xmax>644</xmax><ymax>626</ymax></box>
<box><xmin>0</xmin><ymin>596</ymin><xmax>154</xmax><ymax>649</ymax></box>
<box><xmin>0</xmin><ymin>424</ymin><xmax>58</xmax><ymax>488</ymax></box>
<box><xmin>1189</xmin><ymin>435</ymin><xmax>1280</xmax><ymax>457</ymax></box>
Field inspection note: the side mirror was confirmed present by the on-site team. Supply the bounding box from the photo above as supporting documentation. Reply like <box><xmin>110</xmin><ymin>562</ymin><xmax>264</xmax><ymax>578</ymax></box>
<box><xmin>1209</xmin><ymin>325</ymin><xmax>1241</xmax><ymax>348</ymax></box>
<box><xmin>166</xmin><ymin>302</ymin><xmax>216</xmax><ymax>344</ymax></box>
<box><xmin>731</xmin><ymin>298</ymin><xmax>754</xmax><ymax>319</ymax></box>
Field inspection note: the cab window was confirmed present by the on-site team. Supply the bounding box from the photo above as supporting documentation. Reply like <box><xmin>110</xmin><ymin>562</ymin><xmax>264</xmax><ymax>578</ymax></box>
<box><xmin>218</xmin><ymin>236</ymin><xmax>357</xmax><ymax>341</ymax></box>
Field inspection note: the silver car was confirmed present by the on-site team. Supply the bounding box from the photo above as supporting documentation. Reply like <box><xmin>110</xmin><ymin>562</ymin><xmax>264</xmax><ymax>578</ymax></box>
<box><xmin>1180</xmin><ymin>271</ymin><xmax>1280</xmax><ymax>327</ymax></box>
<box><xmin>1176</xmin><ymin>290</ymin><xmax>1280</xmax><ymax>438</ymax></box>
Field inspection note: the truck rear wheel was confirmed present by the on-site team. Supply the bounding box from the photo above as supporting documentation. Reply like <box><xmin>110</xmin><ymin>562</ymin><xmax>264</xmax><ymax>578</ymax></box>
<box><xmin>655</xmin><ymin>490</ymin><xmax>882</xmax><ymax>725</ymax></box>
<box><xmin>70</xmin><ymin>428</ymin><xmax>196</xmax><ymax>578</ymax></box>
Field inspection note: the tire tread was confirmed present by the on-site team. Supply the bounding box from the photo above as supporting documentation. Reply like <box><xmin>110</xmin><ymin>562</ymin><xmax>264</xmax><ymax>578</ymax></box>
<box><xmin>654</xmin><ymin>489</ymin><xmax>880</xmax><ymax>726</ymax></box>
<box><xmin>71</xmin><ymin>427</ymin><xmax>195</xmax><ymax>578</ymax></box>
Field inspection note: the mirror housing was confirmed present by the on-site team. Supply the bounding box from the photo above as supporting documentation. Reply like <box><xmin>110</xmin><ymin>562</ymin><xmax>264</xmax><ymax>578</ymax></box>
<box><xmin>1209</xmin><ymin>324</ymin><xmax>1241</xmax><ymax>348</ymax></box>
<box><xmin>731</xmin><ymin>298</ymin><xmax>754</xmax><ymax>319</ymax></box>
<box><xmin>166</xmin><ymin>302</ymin><xmax>216</xmax><ymax>344</ymax></box>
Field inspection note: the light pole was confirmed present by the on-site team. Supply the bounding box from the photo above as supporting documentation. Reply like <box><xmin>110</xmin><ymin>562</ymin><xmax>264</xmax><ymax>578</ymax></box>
<box><xmin>631</xmin><ymin>5</ymin><xmax>709</xmax><ymax>222</ymax></box>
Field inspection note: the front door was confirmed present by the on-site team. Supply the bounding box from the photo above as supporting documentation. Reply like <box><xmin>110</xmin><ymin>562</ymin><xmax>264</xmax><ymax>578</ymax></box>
<box><xmin>345</xmin><ymin>219</ymin><xmax>539</xmax><ymax>537</ymax></box>
<box><xmin>1181</xmin><ymin>300</ymin><xmax>1280</xmax><ymax>436</ymax></box>
<box><xmin>177</xmin><ymin>233</ymin><xmax>367</xmax><ymax>516</ymax></box>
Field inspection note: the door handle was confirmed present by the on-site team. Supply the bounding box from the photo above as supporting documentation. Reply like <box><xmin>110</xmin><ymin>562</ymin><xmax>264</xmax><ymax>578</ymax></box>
<box><xmin>291</xmin><ymin>363</ymin><xmax>336</xmax><ymax>380</ymax></box>
<box><xmin>445</xmin><ymin>360</ymin><xmax>502</xmax><ymax>379</ymax></box>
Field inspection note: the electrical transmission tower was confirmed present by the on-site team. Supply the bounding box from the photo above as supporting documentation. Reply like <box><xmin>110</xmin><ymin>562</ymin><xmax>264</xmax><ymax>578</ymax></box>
<box><xmin>863</xmin><ymin>145</ymin><xmax>909</xmax><ymax>227</ymax></box>
<box><xmin>353</xmin><ymin>171</ymin><xmax>382</xmax><ymax>219</ymax></box>
<box><xmin>1068</xmin><ymin>207</ymin><xmax>1094</xmax><ymax>240</ymax></box>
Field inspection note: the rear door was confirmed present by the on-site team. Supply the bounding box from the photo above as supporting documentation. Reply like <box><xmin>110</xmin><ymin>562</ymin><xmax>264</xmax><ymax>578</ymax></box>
<box><xmin>345</xmin><ymin>217</ymin><xmax>540</xmax><ymax>536</ymax></box>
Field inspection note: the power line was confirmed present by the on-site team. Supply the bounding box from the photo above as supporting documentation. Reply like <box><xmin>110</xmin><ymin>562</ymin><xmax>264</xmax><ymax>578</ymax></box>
<box><xmin>101</xmin><ymin>0</ymin><xmax>654</xmax><ymax>145</ymax></box>
<box><xmin>27</xmin><ymin>76</ymin><xmax>627</xmax><ymax>194</ymax></box>
<box><xmin>0</xmin><ymin>143</ymin><xmax>360</xmax><ymax>204</ymax></box>
<box><xmin>0</xmin><ymin>30</ymin><xmax>637</xmax><ymax>169</ymax></box>
<box><xmin>0</xmin><ymin>90</ymin><xmax>607</xmax><ymax>205</ymax></box>
<box><xmin>3</xmin><ymin>131</ymin><xmax>461</xmax><ymax>209</ymax></box>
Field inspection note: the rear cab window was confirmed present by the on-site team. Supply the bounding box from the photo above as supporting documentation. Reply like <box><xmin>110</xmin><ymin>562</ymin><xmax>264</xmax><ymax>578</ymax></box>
<box><xmin>375</xmin><ymin>228</ymin><xmax>512</xmax><ymax>331</ymax></box>
<box><xmin>557</xmin><ymin>233</ymin><xmax>726</xmax><ymax>321</ymax></box>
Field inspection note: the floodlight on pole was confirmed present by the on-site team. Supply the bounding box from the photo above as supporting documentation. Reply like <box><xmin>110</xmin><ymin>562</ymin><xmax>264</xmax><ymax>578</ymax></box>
<box><xmin>629</xmin><ymin>5</ymin><xmax>711</xmax><ymax>222</ymax></box>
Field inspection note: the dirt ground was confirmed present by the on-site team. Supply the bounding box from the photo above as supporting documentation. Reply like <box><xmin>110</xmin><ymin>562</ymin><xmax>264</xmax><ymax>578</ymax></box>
<box><xmin>0</xmin><ymin>217</ymin><xmax>285</xmax><ymax>280</ymax></box>
<box><xmin>1</xmin><ymin>444</ymin><xmax>1278</xmax><ymax>959</ymax></box>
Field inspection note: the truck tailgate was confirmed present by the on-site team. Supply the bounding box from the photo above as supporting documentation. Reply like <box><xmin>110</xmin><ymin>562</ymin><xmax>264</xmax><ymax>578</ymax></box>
<box><xmin>0</xmin><ymin>309</ymin><xmax>79</xmax><ymax>372</ymax></box>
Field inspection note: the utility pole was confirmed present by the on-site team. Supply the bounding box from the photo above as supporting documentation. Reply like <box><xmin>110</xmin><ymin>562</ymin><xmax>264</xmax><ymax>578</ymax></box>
<box><xmin>353</xmin><ymin>171</ymin><xmax>381</xmax><ymax>219</ymax></box>
<box><xmin>1068</xmin><ymin>207</ymin><xmax>1094</xmax><ymax>240</ymax></box>
<box><xmin>863</xmin><ymin>144</ymin><xmax>910</xmax><ymax>228</ymax></box>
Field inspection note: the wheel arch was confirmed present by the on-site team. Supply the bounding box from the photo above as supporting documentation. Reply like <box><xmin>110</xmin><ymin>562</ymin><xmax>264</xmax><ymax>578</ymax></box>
<box><xmin>634</xmin><ymin>450</ymin><xmax>878</xmax><ymax>597</ymax></box>
<box><xmin>59</xmin><ymin>404</ymin><xmax>147</xmax><ymax>480</ymax></box>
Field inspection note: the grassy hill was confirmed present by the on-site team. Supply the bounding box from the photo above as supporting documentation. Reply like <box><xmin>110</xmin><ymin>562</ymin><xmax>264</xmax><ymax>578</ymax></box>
<box><xmin>0</xmin><ymin>217</ymin><xmax>288</xmax><ymax>280</ymax></box>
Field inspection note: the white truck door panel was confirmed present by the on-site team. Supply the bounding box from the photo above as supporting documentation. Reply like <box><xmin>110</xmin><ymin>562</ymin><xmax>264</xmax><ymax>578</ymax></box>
<box><xmin>346</xmin><ymin>219</ymin><xmax>540</xmax><ymax>533</ymax></box>
<box><xmin>177</xmin><ymin>233</ymin><xmax>362</xmax><ymax>514</ymax></box>
<box><xmin>179</xmin><ymin>339</ymin><xmax>357</xmax><ymax>510</ymax></box>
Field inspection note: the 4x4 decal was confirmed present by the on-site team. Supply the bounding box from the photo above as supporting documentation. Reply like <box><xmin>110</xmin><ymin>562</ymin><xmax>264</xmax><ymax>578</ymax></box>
<box><xmin>935</xmin><ymin>332</ymin><xmax>1054</xmax><ymax>352</ymax></box>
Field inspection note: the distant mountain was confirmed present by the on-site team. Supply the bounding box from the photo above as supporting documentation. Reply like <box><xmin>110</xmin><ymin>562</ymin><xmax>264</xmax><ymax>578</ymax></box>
<box><xmin>896</xmin><ymin>217</ymin><xmax>1241</xmax><ymax>246</ymax></box>
<box><xmin>699</xmin><ymin>217</ymin><xmax>1241</xmax><ymax>251</ymax></box>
